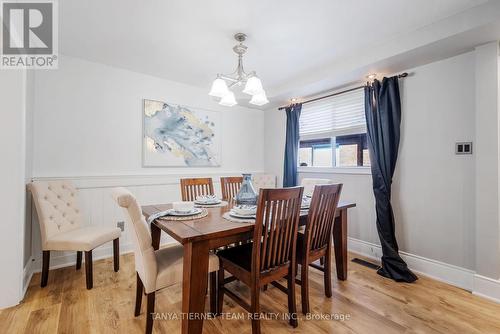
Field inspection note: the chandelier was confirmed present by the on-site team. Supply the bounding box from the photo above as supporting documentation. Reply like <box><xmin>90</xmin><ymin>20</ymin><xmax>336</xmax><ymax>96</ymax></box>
<box><xmin>209</xmin><ymin>33</ymin><xmax>269</xmax><ymax>107</ymax></box>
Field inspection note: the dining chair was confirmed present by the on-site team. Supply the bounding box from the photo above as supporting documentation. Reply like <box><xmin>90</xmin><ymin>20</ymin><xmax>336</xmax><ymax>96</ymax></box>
<box><xmin>180</xmin><ymin>177</ymin><xmax>214</xmax><ymax>201</ymax></box>
<box><xmin>217</xmin><ymin>187</ymin><xmax>304</xmax><ymax>334</ymax></box>
<box><xmin>295</xmin><ymin>183</ymin><xmax>342</xmax><ymax>314</ymax></box>
<box><xmin>29</xmin><ymin>181</ymin><xmax>121</xmax><ymax>289</ymax></box>
<box><xmin>112</xmin><ymin>187</ymin><xmax>219</xmax><ymax>334</ymax></box>
<box><xmin>300</xmin><ymin>178</ymin><xmax>332</xmax><ymax>197</ymax></box>
<box><xmin>220</xmin><ymin>176</ymin><xmax>243</xmax><ymax>201</ymax></box>
<box><xmin>251</xmin><ymin>174</ymin><xmax>277</xmax><ymax>192</ymax></box>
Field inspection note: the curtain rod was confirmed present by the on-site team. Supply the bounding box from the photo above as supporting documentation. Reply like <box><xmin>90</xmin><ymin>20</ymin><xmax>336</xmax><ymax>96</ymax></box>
<box><xmin>278</xmin><ymin>72</ymin><xmax>408</xmax><ymax>110</ymax></box>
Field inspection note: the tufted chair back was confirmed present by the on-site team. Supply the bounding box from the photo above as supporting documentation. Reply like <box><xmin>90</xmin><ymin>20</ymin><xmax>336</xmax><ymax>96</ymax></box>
<box><xmin>300</xmin><ymin>178</ymin><xmax>333</xmax><ymax>197</ymax></box>
<box><xmin>30</xmin><ymin>181</ymin><xmax>83</xmax><ymax>249</ymax></box>
<box><xmin>252</xmin><ymin>174</ymin><xmax>277</xmax><ymax>191</ymax></box>
<box><xmin>112</xmin><ymin>187</ymin><xmax>158</xmax><ymax>293</ymax></box>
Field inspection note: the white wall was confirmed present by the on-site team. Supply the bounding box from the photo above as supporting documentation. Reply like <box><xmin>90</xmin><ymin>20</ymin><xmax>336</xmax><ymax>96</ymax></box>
<box><xmin>0</xmin><ymin>70</ymin><xmax>28</xmax><ymax>308</ymax></box>
<box><xmin>32</xmin><ymin>56</ymin><xmax>264</xmax><ymax>177</ymax></box>
<box><xmin>474</xmin><ymin>42</ymin><xmax>500</xmax><ymax>279</ymax></box>
<box><xmin>27</xmin><ymin>55</ymin><xmax>265</xmax><ymax>274</ymax></box>
<box><xmin>265</xmin><ymin>52</ymin><xmax>476</xmax><ymax>271</ymax></box>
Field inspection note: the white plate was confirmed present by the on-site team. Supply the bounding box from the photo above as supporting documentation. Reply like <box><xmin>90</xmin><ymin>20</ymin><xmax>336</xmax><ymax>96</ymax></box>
<box><xmin>167</xmin><ymin>208</ymin><xmax>203</xmax><ymax>216</ymax></box>
<box><xmin>232</xmin><ymin>205</ymin><xmax>257</xmax><ymax>216</ymax></box>
<box><xmin>229</xmin><ymin>211</ymin><xmax>256</xmax><ymax>219</ymax></box>
<box><xmin>194</xmin><ymin>200</ymin><xmax>222</xmax><ymax>205</ymax></box>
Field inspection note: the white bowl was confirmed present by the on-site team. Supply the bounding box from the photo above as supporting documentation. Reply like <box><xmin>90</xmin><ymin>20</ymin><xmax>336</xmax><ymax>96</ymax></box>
<box><xmin>196</xmin><ymin>195</ymin><xmax>220</xmax><ymax>204</ymax></box>
<box><xmin>172</xmin><ymin>201</ymin><xmax>194</xmax><ymax>213</ymax></box>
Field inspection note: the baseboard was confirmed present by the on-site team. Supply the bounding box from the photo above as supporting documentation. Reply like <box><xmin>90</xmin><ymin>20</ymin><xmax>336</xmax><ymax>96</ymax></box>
<box><xmin>348</xmin><ymin>237</ymin><xmax>475</xmax><ymax>291</ymax></box>
<box><xmin>22</xmin><ymin>258</ymin><xmax>35</xmax><ymax>296</ymax></box>
<box><xmin>473</xmin><ymin>275</ymin><xmax>500</xmax><ymax>303</ymax></box>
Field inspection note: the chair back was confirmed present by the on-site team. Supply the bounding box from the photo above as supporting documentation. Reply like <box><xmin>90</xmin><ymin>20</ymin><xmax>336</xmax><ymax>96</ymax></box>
<box><xmin>252</xmin><ymin>187</ymin><xmax>303</xmax><ymax>273</ymax></box>
<box><xmin>252</xmin><ymin>174</ymin><xmax>277</xmax><ymax>191</ymax></box>
<box><xmin>304</xmin><ymin>184</ymin><xmax>343</xmax><ymax>253</ymax></box>
<box><xmin>112</xmin><ymin>187</ymin><xmax>157</xmax><ymax>293</ymax></box>
<box><xmin>300</xmin><ymin>178</ymin><xmax>332</xmax><ymax>197</ymax></box>
<box><xmin>220</xmin><ymin>176</ymin><xmax>243</xmax><ymax>201</ymax></box>
<box><xmin>180</xmin><ymin>177</ymin><xmax>214</xmax><ymax>201</ymax></box>
<box><xmin>29</xmin><ymin>181</ymin><xmax>83</xmax><ymax>249</ymax></box>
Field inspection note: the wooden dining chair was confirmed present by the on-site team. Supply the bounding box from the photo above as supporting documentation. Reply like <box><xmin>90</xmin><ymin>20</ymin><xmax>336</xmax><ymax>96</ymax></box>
<box><xmin>295</xmin><ymin>183</ymin><xmax>342</xmax><ymax>314</ymax></box>
<box><xmin>217</xmin><ymin>187</ymin><xmax>303</xmax><ymax>334</ymax></box>
<box><xmin>180</xmin><ymin>177</ymin><xmax>214</xmax><ymax>201</ymax></box>
<box><xmin>220</xmin><ymin>176</ymin><xmax>243</xmax><ymax>201</ymax></box>
<box><xmin>112</xmin><ymin>187</ymin><xmax>219</xmax><ymax>334</ymax></box>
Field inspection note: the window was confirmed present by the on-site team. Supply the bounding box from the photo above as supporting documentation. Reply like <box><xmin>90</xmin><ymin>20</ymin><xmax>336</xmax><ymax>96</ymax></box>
<box><xmin>298</xmin><ymin>88</ymin><xmax>369</xmax><ymax>168</ymax></box>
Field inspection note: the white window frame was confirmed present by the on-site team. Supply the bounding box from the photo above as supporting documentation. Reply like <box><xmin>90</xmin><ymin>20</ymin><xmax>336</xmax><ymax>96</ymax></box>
<box><xmin>297</xmin><ymin>87</ymin><xmax>371</xmax><ymax>175</ymax></box>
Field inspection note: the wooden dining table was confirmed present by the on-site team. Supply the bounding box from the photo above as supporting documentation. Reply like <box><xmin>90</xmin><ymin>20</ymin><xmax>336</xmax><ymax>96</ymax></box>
<box><xmin>142</xmin><ymin>201</ymin><xmax>356</xmax><ymax>334</ymax></box>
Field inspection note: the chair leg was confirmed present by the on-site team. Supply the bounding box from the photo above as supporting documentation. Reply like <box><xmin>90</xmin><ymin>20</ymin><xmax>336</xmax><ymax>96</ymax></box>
<box><xmin>217</xmin><ymin>266</ymin><xmax>224</xmax><ymax>315</ymax></box>
<box><xmin>287</xmin><ymin>265</ymin><xmax>298</xmax><ymax>328</ymax></box>
<box><xmin>209</xmin><ymin>271</ymin><xmax>217</xmax><ymax>315</ymax></box>
<box><xmin>300</xmin><ymin>262</ymin><xmax>310</xmax><ymax>315</ymax></box>
<box><xmin>113</xmin><ymin>238</ymin><xmax>120</xmax><ymax>272</ymax></box>
<box><xmin>145</xmin><ymin>292</ymin><xmax>155</xmax><ymax>334</ymax></box>
<box><xmin>320</xmin><ymin>257</ymin><xmax>325</xmax><ymax>266</ymax></box>
<box><xmin>85</xmin><ymin>250</ymin><xmax>93</xmax><ymax>289</ymax></box>
<box><xmin>250</xmin><ymin>283</ymin><xmax>261</xmax><ymax>334</ymax></box>
<box><xmin>135</xmin><ymin>272</ymin><xmax>144</xmax><ymax>317</ymax></box>
<box><xmin>41</xmin><ymin>251</ymin><xmax>50</xmax><ymax>287</ymax></box>
<box><xmin>76</xmin><ymin>251</ymin><xmax>82</xmax><ymax>270</ymax></box>
<box><xmin>324</xmin><ymin>246</ymin><xmax>333</xmax><ymax>298</ymax></box>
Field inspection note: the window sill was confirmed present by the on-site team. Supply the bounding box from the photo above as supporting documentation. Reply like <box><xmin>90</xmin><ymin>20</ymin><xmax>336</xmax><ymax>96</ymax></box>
<box><xmin>298</xmin><ymin>166</ymin><xmax>372</xmax><ymax>175</ymax></box>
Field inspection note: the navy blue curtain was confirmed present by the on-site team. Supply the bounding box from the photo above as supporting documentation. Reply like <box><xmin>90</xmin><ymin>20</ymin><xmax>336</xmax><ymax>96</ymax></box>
<box><xmin>365</xmin><ymin>77</ymin><xmax>417</xmax><ymax>283</ymax></box>
<box><xmin>283</xmin><ymin>103</ymin><xmax>302</xmax><ymax>187</ymax></box>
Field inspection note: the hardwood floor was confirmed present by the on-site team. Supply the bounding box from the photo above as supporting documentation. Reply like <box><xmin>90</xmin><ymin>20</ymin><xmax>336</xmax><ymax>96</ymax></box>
<box><xmin>2</xmin><ymin>252</ymin><xmax>500</xmax><ymax>334</ymax></box>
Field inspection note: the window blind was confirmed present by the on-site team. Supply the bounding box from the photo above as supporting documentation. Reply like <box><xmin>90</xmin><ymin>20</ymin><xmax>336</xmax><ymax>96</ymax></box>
<box><xmin>299</xmin><ymin>87</ymin><xmax>366</xmax><ymax>139</ymax></box>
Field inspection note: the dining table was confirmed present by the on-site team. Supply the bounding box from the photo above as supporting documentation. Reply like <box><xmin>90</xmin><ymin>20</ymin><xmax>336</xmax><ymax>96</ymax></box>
<box><xmin>142</xmin><ymin>200</ymin><xmax>356</xmax><ymax>334</ymax></box>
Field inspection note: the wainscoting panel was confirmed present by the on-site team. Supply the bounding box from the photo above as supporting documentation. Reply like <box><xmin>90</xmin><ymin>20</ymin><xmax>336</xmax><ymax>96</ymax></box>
<box><xmin>28</xmin><ymin>172</ymin><xmax>263</xmax><ymax>273</ymax></box>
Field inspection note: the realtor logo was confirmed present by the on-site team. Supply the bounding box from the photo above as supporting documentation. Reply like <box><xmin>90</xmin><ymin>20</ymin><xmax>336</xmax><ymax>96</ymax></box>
<box><xmin>1</xmin><ymin>0</ymin><xmax>58</xmax><ymax>69</ymax></box>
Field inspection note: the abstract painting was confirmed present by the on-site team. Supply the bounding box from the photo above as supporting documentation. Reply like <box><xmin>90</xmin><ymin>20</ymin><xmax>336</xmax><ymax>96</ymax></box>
<box><xmin>143</xmin><ymin>99</ymin><xmax>221</xmax><ymax>167</ymax></box>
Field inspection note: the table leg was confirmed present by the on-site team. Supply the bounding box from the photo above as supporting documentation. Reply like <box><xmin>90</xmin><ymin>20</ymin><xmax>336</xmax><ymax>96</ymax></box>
<box><xmin>150</xmin><ymin>222</ymin><xmax>161</xmax><ymax>251</ymax></box>
<box><xmin>333</xmin><ymin>208</ymin><xmax>348</xmax><ymax>280</ymax></box>
<box><xmin>182</xmin><ymin>240</ymin><xmax>209</xmax><ymax>334</ymax></box>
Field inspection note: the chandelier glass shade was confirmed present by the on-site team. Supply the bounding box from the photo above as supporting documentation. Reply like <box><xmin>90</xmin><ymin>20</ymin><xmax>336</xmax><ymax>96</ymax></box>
<box><xmin>209</xmin><ymin>33</ymin><xmax>268</xmax><ymax>107</ymax></box>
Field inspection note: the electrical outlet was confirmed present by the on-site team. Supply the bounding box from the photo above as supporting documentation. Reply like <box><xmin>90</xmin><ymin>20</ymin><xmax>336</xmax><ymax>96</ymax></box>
<box><xmin>117</xmin><ymin>221</ymin><xmax>125</xmax><ymax>231</ymax></box>
<box><xmin>456</xmin><ymin>142</ymin><xmax>472</xmax><ymax>155</ymax></box>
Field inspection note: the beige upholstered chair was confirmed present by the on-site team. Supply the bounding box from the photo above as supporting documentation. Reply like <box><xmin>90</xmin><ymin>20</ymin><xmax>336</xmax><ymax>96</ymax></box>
<box><xmin>300</xmin><ymin>178</ymin><xmax>333</xmax><ymax>197</ymax></box>
<box><xmin>29</xmin><ymin>181</ymin><xmax>121</xmax><ymax>289</ymax></box>
<box><xmin>252</xmin><ymin>174</ymin><xmax>277</xmax><ymax>191</ymax></box>
<box><xmin>112</xmin><ymin>187</ymin><xmax>219</xmax><ymax>334</ymax></box>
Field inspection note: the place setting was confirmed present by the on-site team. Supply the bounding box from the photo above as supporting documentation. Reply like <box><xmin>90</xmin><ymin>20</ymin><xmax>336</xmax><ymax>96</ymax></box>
<box><xmin>300</xmin><ymin>196</ymin><xmax>311</xmax><ymax>213</ymax></box>
<box><xmin>223</xmin><ymin>204</ymin><xmax>257</xmax><ymax>223</ymax></box>
<box><xmin>194</xmin><ymin>194</ymin><xmax>228</xmax><ymax>208</ymax></box>
<box><xmin>147</xmin><ymin>201</ymin><xmax>208</xmax><ymax>223</ymax></box>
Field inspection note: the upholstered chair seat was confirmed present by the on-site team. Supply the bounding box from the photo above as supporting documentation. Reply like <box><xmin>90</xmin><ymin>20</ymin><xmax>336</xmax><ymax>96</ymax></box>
<box><xmin>29</xmin><ymin>180</ymin><xmax>121</xmax><ymax>290</ymax></box>
<box><xmin>112</xmin><ymin>187</ymin><xmax>219</xmax><ymax>334</ymax></box>
<box><xmin>155</xmin><ymin>245</ymin><xmax>219</xmax><ymax>289</ymax></box>
<box><xmin>45</xmin><ymin>225</ymin><xmax>121</xmax><ymax>251</ymax></box>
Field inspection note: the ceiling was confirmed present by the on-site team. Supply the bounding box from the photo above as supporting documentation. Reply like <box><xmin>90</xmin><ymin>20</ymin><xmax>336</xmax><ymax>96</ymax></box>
<box><xmin>59</xmin><ymin>0</ymin><xmax>498</xmax><ymax>108</ymax></box>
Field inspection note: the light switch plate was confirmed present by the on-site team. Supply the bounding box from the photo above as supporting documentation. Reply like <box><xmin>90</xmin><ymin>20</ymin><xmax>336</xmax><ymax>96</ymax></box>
<box><xmin>456</xmin><ymin>142</ymin><xmax>472</xmax><ymax>155</ymax></box>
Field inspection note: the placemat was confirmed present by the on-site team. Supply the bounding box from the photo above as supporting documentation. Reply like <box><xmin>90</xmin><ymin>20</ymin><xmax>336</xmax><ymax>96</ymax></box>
<box><xmin>195</xmin><ymin>200</ymin><xmax>229</xmax><ymax>208</ymax></box>
<box><xmin>222</xmin><ymin>211</ymin><xmax>255</xmax><ymax>224</ymax></box>
<box><xmin>157</xmin><ymin>208</ymin><xmax>209</xmax><ymax>222</ymax></box>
